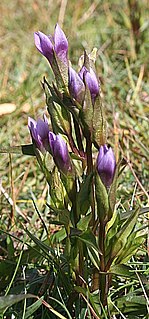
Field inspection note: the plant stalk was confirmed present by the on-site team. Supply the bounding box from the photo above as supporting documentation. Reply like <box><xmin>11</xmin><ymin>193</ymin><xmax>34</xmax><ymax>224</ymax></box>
<box><xmin>99</xmin><ymin>220</ymin><xmax>107</xmax><ymax>306</ymax></box>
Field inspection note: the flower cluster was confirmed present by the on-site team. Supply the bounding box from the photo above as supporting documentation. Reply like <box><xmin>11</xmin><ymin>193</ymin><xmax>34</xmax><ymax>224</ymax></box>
<box><xmin>34</xmin><ymin>24</ymin><xmax>99</xmax><ymax>105</ymax></box>
<box><xmin>29</xmin><ymin>23</ymin><xmax>116</xmax><ymax>187</ymax></box>
<box><xmin>28</xmin><ymin>116</ymin><xmax>71</xmax><ymax>175</ymax></box>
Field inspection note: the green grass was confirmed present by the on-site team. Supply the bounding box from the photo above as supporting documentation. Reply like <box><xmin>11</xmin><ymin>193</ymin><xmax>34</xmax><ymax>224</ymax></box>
<box><xmin>0</xmin><ymin>0</ymin><xmax>149</xmax><ymax>318</ymax></box>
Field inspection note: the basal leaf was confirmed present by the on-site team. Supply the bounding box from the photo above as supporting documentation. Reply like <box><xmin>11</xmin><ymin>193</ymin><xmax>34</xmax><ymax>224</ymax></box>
<box><xmin>0</xmin><ymin>294</ymin><xmax>35</xmax><ymax>312</ymax></box>
<box><xmin>76</xmin><ymin>229</ymin><xmax>102</xmax><ymax>255</ymax></box>
<box><xmin>109</xmin><ymin>264</ymin><xmax>137</xmax><ymax>280</ymax></box>
<box><xmin>24</xmin><ymin>297</ymin><xmax>43</xmax><ymax>319</ymax></box>
<box><xmin>77</xmin><ymin>213</ymin><xmax>92</xmax><ymax>231</ymax></box>
<box><xmin>111</xmin><ymin>208</ymin><xmax>139</xmax><ymax>260</ymax></box>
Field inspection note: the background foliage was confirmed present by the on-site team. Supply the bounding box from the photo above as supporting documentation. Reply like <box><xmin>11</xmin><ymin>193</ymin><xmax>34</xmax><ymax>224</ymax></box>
<box><xmin>0</xmin><ymin>0</ymin><xmax>148</xmax><ymax>318</ymax></box>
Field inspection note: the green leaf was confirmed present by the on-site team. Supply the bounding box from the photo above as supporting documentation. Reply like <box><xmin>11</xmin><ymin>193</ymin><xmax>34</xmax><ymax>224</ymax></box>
<box><xmin>77</xmin><ymin>173</ymin><xmax>93</xmax><ymax>216</ymax></box>
<box><xmin>59</xmin><ymin>209</ymin><xmax>70</xmax><ymax>228</ymax></box>
<box><xmin>42</xmin><ymin>300</ymin><xmax>68</xmax><ymax>319</ymax></box>
<box><xmin>95</xmin><ymin>171</ymin><xmax>109</xmax><ymax>222</ymax></box>
<box><xmin>44</xmin><ymin>79</ymin><xmax>72</xmax><ymax>136</ymax></box>
<box><xmin>87</xmin><ymin>246</ymin><xmax>100</xmax><ymax>269</ymax></box>
<box><xmin>76</xmin><ymin>229</ymin><xmax>102</xmax><ymax>255</ymax></box>
<box><xmin>52</xmin><ymin>52</ymin><xmax>68</xmax><ymax>92</ymax></box>
<box><xmin>24</xmin><ymin>228</ymin><xmax>55</xmax><ymax>259</ymax></box>
<box><xmin>111</xmin><ymin>208</ymin><xmax>139</xmax><ymax>260</ymax></box>
<box><xmin>108</xmin><ymin>159</ymin><xmax>126</xmax><ymax>218</ymax></box>
<box><xmin>50</xmin><ymin>167</ymin><xmax>66</xmax><ymax>208</ymax></box>
<box><xmin>113</xmin><ymin>292</ymin><xmax>147</xmax><ymax>315</ymax></box>
<box><xmin>115</xmin><ymin>234</ymin><xmax>144</xmax><ymax>264</ymax></box>
<box><xmin>92</xmin><ymin>95</ymin><xmax>107</xmax><ymax>147</ymax></box>
<box><xmin>6</xmin><ymin>235</ymin><xmax>14</xmax><ymax>258</ymax></box>
<box><xmin>48</xmin><ymin>297</ymin><xmax>72</xmax><ymax>319</ymax></box>
<box><xmin>24</xmin><ymin>297</ymin><xmax>43</xmax><ymax>319</ymax></box>
<box><xmin>109</xmin><ymin>264</ymin><xmax>138</xmax><ymax>280</ymax></box>
<box><xmin>77</xmin><ymin>213</ymin><xmax>92</xmax><ymax>231</ymax></box>
<box><xmin>0</xmin><ymin>294</ymin><xmax>35</xmax><ymax>312</ymax></box>
<box><xmin>51</xmin><ymin>227</ymin><xmax>67</xmax><ymax>244</ymax></box>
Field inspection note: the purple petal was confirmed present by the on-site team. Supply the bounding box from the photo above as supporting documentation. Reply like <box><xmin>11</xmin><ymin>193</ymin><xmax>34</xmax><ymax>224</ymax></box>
<box><xmin>79</xmin><ymin>66</ymin><xmax>99</xmax><ymax>102</ymax></box>
<box><xmin>34</xmin><ymin>31</ymin><xmax>53</xmax><ymax>63</ymax></box>
<box><xmin>49</xmin><ymin>133</ymin><xmax>71</xmax><ymax>173</ymax></box>
<box><xmin>43</xmin><ymin>114</ymin><xmax>49</xmax><ymax>124</ymax></box>
<box><xmin>54</xmin><ymin>24</ymin><xmax>68</xmax><ymax>64</ymax></box>
<box><xmin>49</xmin><ymin>131</ymin><xmax>56</xmax><ymax>153</ymax></box>
<box><xmin>54</xmin><ymin>135</ymin><xmax>69</xmax><ymax>161</ymax></box>
<box><xmin>78</xmin><ymin>65</ymin><xmax>87</xmax><ymax>80</ymax></box>
<box><xmin>36</xmin><ymin>119</ymin><xmax>49</xmax><ymax>140</ymax></box>
<box><xmin>97</xmin><ymin>145</ymin><xmax>105</xmax><ymax>164</ymax></box>
<box><xmin>28</xmin><ymin>117</ymin><xmax>43</xmax><ymax>151</ymax></box>
<box><xmin>68</xmin><ymin>67</ymin><xmax>85</xmax><ymax>102</ymax></box>
<box><xmin>85</xmin><ymin>68</ymin><xmax>99</xmax><ymax>99</ymax></box>
<box><xmin>97</xmin><ymin>145</ymin><xmax>116</xmax><ymax>187</ymax></box>
<box><xmin>28</xmin><ymin>117</ymin><xmax>38</xmax><ymax>141</ymax></box>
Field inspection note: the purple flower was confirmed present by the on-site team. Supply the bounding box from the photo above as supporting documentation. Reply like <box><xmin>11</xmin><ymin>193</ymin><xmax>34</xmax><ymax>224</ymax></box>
<box><xmin>79</xmin><ymin>66</ymin><xmax>99</xmax><ymax>103</ymax></box>
<box><xmin>28</xmin><ymin>115</ymin><xmax>50</xmax><ymax>153</ymax></box>
<box><xmin>68</xmin><ymin>66</ymin><xmax>85</xmax><ymax>103</ymax></box>
<box><xmin>97</xmin><ymin>145</ymin><xmax>116</xmax><ymax>188</ymax></box>
<box><xmin>49</xmin><ymin>132</ymin><xmax>71</xmax><ymax>174</ymax></box>
<box><xmin>34</xmin><ymin>23</ymin><xmax>68</xmax><ymax>65</ymax></box>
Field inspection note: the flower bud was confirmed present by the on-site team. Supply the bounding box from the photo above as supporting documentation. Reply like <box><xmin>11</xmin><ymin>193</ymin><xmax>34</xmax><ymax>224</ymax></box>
<box><xmin>49</xmin><ymin>132</ymin><xmax>72</xmax><ymax>174</ymax></box>
<box><xmin>34</xmin><ymin>23</ymin><xmax>68</xmax><ymax>66</ymax></box>
<box><xmin>68</xmin><ymin>66</ymin><xmax>85</xmax><ymax>103</ymax></box>
<box><xmin>97</xmin><ymin>145</ymin><xmax>116</xmax><ymax>188</ymax></box>
<box><xmin>28</xmin><ymin>115</ymin><xmax>49</xmax><ymax>153</ymax></box>
<box><xmin>79</xmin><ymin>66</ymin><xmax>99</xmax><ymax>103</ymax></box>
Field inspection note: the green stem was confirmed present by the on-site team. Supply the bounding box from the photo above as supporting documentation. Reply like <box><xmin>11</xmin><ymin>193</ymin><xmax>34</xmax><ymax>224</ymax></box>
<box><xmin>86</xmin><ymin>136</ymin><xmax>95</xmax><ymax>227</ymax></box>
<box><xmin>86</xmin><ymin>135</ymin><xmax>93</xmax><ymax>175</ymax></box>
<box><xmin>99</xmin><ymin>220</ymin><xmax>107</xmax><ymax>306</ymax></box>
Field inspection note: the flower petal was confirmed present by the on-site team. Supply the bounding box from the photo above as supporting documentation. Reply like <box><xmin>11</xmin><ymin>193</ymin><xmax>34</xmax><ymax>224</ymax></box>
<box><xmin>79</xmin><ymin>66</ymin><xmax>99</xmax><ymax>102</ymax></box>
<box><xmin>49</xmin><ymin>131</ymin><xmax>56</xmax><ymax>154</ymax></box>
<box><xmin>28</xmin><ymin>117</ymin><xmax>43</xmax><ymax>151</ymax></box>
<box><xmin>36</xmin><ymin>119</ymin><xmax>49</xmax><ymax>140</ymax></box>
<box><xmin>34</xmin><ymin>31</ymin><xmax>53</xmax><ymax>63</ymax></box>
<box><xmin>97</xmin><ymin>145</ymin><xmax>116</xmax><ymax>187</ymax></box>
<box><xmin>54</xmin><ymin>24</ymin><xmax>68</xmax><ymax>64</ymax></box>
<box><xmin>68</xmin><ymin>66</ymin><xmax>85</xmax><ymax>103</ymax></box>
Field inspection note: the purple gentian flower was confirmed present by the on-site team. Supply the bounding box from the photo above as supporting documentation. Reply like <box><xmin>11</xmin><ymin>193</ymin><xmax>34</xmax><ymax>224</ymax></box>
<box><xmin>97</xmin><ymin>145</ymin><xmax>116</xmax><ymax>188</ymax></box>
<box><xmin>49</xmin><ymin>132</ymin><xmax>71</xmax><ymax>174</ymax></box>
<box><xmin>28</xmin><ymin>115</ymin><xmax>50</xmax><ymax>153</ymax></box>
<box><xmin>79</xmin><ymin>66</ymin><xmax>99</xmax><ymax>103</ymax></box>
<box><xmin>68</xmin><ymin>66</ymin><xmax>85</xmax><ymax>103</ymax></box>
<box><xmin>34</xmin><ymin>23</ymin><xmax>68</xmax><ymax>66</ymax></box>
